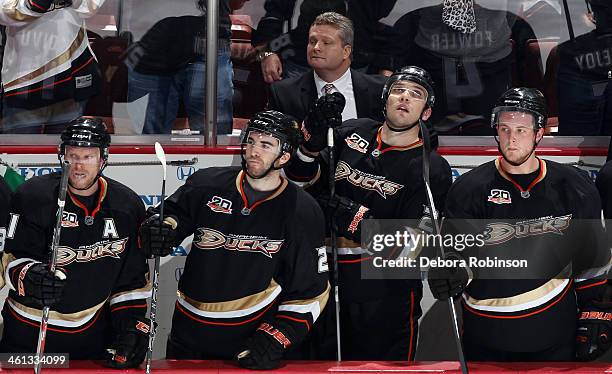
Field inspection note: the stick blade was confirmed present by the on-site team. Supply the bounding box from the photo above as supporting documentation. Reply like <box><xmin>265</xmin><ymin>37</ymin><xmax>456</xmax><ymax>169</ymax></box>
<box><xmin>154</xmin><ymin>142</ymin><xmax>167</xmax><ymax>180</ymax></box>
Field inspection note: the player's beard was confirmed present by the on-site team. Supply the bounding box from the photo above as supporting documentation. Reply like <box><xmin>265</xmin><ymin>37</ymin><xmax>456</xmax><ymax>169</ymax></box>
<box><xmin>244</xmin><ymin>156</ymin><xmax>274</xmax><ymax>179</ymax></box>
<box><xmin>498</xmin><ymin>139</ymin><xmax>537</xmax><ymax>167</ymax></box>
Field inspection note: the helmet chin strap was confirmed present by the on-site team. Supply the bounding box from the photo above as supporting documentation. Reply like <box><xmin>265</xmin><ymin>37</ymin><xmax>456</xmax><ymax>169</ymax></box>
<box><xmin>386</xmin><ymin>120</ymin><xmax>420</xmax><ymax>133</ymax></box>
<box><xmin>385</xmin><ymin>109</ymin><xmax>425</xmax><ymax>133</ymax></box>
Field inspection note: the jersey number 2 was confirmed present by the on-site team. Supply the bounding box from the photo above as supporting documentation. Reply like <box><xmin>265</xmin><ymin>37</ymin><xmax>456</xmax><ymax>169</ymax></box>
<box><xmin>317</xmin><ymin>247</ymin><xmax>329</xmax><ymax>273</ymax></box>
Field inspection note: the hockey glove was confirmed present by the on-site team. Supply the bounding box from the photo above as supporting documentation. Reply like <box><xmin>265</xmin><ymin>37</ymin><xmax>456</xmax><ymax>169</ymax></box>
<box><xmin>139</xmin><ymin>214</ymin><xmax>179</xmax><ymax>258</ymax></box>
<box><xmin>427</xmin><ymin>252</ymin><xmax>470</xmax><ymax>300</ymax></box>
<box><xmin>302</xmin><ymin>92</ymin><xmax>345</xmax><ymax>153</ymax></box>
<box><xmin>16</xmin><ymin>262</ymin><xmax>66</xmax><ymax>308</ymax></box>
<box><xmin>105</xmin><ymin>316</ymin><xmax>154</xmax><ymax>369</ymax></box>
<box><xmin>576</xmin><ymin>302</ymin><xmax>612</xmax><ymax>361</ymax></box>
<box><xmin>236</xmin><ymin>322</ymin><xmax>293</xmax><ymax>370</ymax></box>
<box><xmin>26</xmin><ymin>0</ymin><xmax>54</xmax><ymax>13</ymax></box>
<box><xmin>317</xmin><ymin>194</ymin><xmax>371</xmax><ymax>243</ymax></box>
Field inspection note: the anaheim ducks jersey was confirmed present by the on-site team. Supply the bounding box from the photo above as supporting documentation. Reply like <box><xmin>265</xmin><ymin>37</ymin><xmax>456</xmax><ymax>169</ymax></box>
<box><xmin>0</xmin><ymin>173</ymin><xmax>149</xmax><ymax>356</ymax></box>
<box><xmin>0</xmin><ymin>0</ymin><xmax>103</xmax><ymax>109</ymax></box>
<box><xmin>159</xmin><ymin>167</ymin><xmax>329</xmax><ymax>356</ymax></box>
<box><xmin>287</xmin><ymin>118</ymin><xmax>452</xmax><ymax>302</ymax></box>
<box><xmin>446</xmin><ymin>158</ymin><xmax>610</xmax><ymax>352</ymax></box>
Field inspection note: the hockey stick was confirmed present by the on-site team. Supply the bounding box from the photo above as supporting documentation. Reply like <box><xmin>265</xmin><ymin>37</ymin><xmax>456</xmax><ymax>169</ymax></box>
<box><xmin>419</xmin><ymin>121</ymin><xmax>469</xmax><ymax>374</ymax></box>
<box><xmin>145</xmin><ymin>142</ymin><xmax>167</xmax><ymax>374</ymax></box>
<box><xmin>34</xmin><ymin>160</ymin><xmax>71</xmax><ymax>374</ymax></box>
<box><xmin>327</xmin><ymin>126</ymin><xmax>342</xmax><ymax>361</ymax></box>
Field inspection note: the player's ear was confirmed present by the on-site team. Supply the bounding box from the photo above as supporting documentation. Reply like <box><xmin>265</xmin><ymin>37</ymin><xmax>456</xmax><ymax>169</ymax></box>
<box><xmin>421</xmin><ymin>107</ymin><xmax>432</xmax><ymax>121</ymax></box>
<box><xmin>278</xmin><ymin>152</ymin><xmax>291</xmax><ymax>167</ymax></box>
<box><xmin>535</xmin><ymin>127</ymin><xmax>545</xmax><ymax>142</ymax></box>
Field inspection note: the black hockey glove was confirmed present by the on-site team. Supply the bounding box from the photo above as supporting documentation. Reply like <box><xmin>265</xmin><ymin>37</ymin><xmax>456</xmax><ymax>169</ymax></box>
<box><xmin>105</xmin><ymin>316</ymin><xmax>154</xmax><ymax>369</ymax></box>
<box><xmin>317</xmin><ymin>194</ymin><xmax>371</xmax><ymax>243</ymax></box>
<box><xmin>139</xmin><ymin>214</ymin><xmax>179</xmax><ymax>258</ymax></box>
<box><xmin>236</xmin><ymin>322</ymin><xmax>293</xmax><ymax>370</ymax></box>
<box><xmin>16</xmin><ymin>262</ymin><xmax>66</xmax><ymax>308</ymax></box>
<box><xmin>576</xmin><ymin>302</ymin><xmax>612</xmax><ymax>361</ymax></box>
<box><xmin>26</xmin><ymin>0</ymin><xmax>54</xmax><ymax>13</ymax></box>
<box><xmin>427</xmin><ymin>252</ymin><xmax>470</xmax><ymax>300</ymax></box>
<box><xmin>302</xmin><ymin>92</ymin><xmax>345</xmax><ymax>153</ymax></box>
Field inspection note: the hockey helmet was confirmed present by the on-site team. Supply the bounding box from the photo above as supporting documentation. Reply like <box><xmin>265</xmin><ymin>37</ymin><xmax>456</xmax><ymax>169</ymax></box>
<box><xmin>382</xmin><ymin>66</ymin><xmax>435</xmax><ymax>108</ymax></box>
<box><xmin>59</xmin><ymin>117</ymin><xmax>111</xmax><ymax>161</ymax></box>
<box><xmin>491</xmin><ymin>87</ymin><xmax>547</xmax><ymax>129</ymax></box>
<box><xmin>241</xmin><ymin>110</ymin><xmax>303</xmax><ymax>156</ymax></box>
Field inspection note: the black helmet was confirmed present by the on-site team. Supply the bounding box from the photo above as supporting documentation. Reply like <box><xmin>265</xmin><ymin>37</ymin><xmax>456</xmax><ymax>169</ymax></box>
<box><xmin>382</xmin><ymin>66</ymin><xmax>436</xmax><ymax>108</ymax></box>
<box><xmin>59</xmin><ymin>117</ymin><xmax>111</xmax><ymax>161</ymax></box>
<box><xmin>491</xmin><ymin>87</ymin><xmax>547</xmax><ymax>129</ymax></box>
<box><xmin>242</xmin><ymin>110</ymin><xmax>302</xmax><ymax>156</ymax></box>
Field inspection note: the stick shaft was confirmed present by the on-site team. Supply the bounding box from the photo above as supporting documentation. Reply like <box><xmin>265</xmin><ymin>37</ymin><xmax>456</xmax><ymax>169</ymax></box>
<box><xmin>327</xmin><ymin>128</ymin><xmax>342</xmax><ymax>361</ymax></box>
<box><xmin>419</xmin><ymin>122</ymin><xmax>468</xmax><ymax>374</ymax></box>
<box><xmin>145</xmin><ymin>176</ymin><xmax>166</xmax><ymax>374</ymax></box>
<box><xmin>35</xmin><ymin>161</ymin><xmax>71</xmax><ymax>374</ymax></box>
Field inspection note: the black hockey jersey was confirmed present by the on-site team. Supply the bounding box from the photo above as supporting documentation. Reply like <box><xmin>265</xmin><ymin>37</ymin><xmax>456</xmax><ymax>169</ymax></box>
<box><xmin>447</xmin><ymin>158</ymin><xmax>610</xmax><ymax>352</ymax></box>
<box><xmin>0</xmin><ymin>173</ymin><xmax>149</xmax><ymax>357</ymax></box>
<box><xmin>158</xmin><ymin>167</ymin><xmax>329</xmax><ymax>357</ymax></box>
<box><xmin>287</xmin><ymin>118</ymin><xmax>452</xmax><ymax>301</ymax></box>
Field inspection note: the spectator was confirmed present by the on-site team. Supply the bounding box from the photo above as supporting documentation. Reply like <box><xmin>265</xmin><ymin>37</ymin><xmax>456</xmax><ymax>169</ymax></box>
<box><xmin>388</xmin><ymin>0</ymin><xmax>536</xmax><ymax>135</ymax></box>
<box><xmin>556</xmin><ymin>0</ymin><xmax>612</xmax><ymax>135</ymax></box>
<box><xmin>252</xmin><ymin>0</ymin><xmax>397</xmax><ymax>83</ymax></box>
<box><xmin>124</xmin><ymin>0</ymin><xmax>235</xmax><ymax>135</ymax></box>
<box><xmin>268</xmin><ymin>12</ymin><xmax>386</xmax><ymax>124</ymax></box>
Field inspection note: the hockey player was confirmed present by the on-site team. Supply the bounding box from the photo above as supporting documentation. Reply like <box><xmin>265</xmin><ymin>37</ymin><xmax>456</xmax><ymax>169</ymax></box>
<box><xmin>429</xmin><ymin>87</ymin><xmax>612</xmax><ymax>361</ymax></box>
<box><xmin>0</xmin><ymin>117</ymin><xmax>151</xmax><ymax>368</ymax></box>
<box><xmin>139</xmin><ymin>110</ymin><xmax>330</xmax><ymax>369</ymax></box>
<box><xmin>286</xmin><ymin>66</ymin><xmax>452</xmax><ymax>360</ymax></box>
